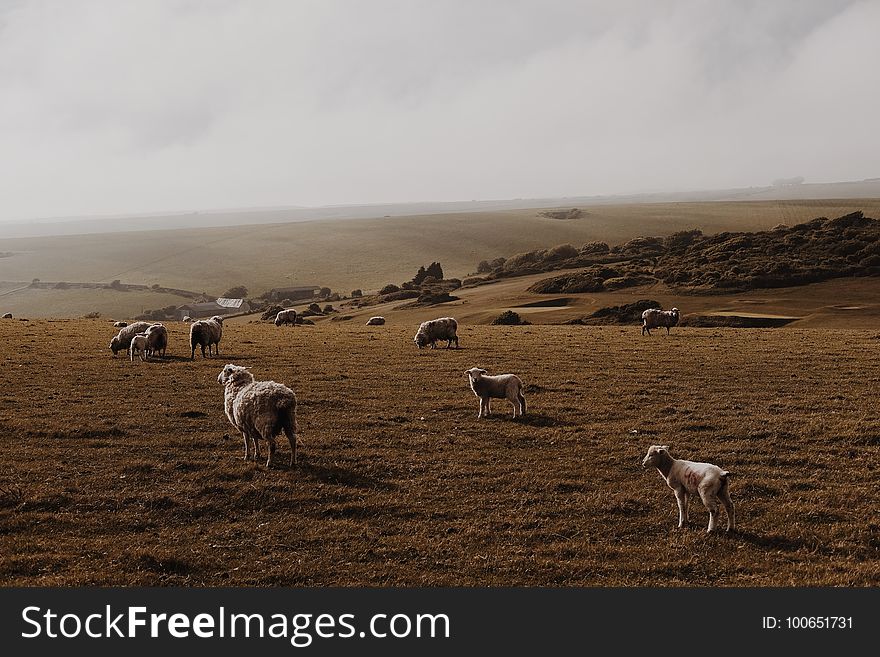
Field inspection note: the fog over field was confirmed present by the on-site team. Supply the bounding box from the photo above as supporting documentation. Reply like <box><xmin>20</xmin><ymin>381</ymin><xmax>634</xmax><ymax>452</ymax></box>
<box><xmin>0</xmin><ymin>0</ymin><xmax>878</xmax><ymax>225</ymax></box>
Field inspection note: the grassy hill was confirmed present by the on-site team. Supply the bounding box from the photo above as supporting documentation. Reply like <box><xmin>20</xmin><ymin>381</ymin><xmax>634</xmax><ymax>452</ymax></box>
<box><xmin>2</xmin><ymin>199</ymin><xmax>880</xmax><ymax>319</ymax></box>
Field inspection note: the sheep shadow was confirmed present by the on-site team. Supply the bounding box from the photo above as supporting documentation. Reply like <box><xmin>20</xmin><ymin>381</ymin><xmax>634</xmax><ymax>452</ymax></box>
<box><xmin>514</xmin><ymin>412</ymin><xmax>566</xmax><ymax>428</ymax></box>
<box><xmin>730</xmin><ymin>530</ymin><xmax>813</xmax><ymax>553</ymax></box>
<box><xmin>293</xmin><ymin>461</ymin><xmax>396</xmax><ymax>491</ymax></box>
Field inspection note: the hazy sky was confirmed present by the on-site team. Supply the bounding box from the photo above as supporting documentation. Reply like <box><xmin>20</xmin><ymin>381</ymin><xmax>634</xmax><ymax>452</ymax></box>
<box><xmin>1</xmin><ymin>0</ymin><xmax>878</xmax><ymax>221</ymax></box>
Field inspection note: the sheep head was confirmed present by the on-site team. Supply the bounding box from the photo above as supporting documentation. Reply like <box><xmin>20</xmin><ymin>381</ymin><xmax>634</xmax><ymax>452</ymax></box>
<box><xmin>465</xmin><ymin>367</ymin><xmax>488</xmax><ymax>383</ymax></box>
<box><xmin>211</xmin><ymin>315</ymin><xmax>225</xmax><ymax>324</ymax></box>
<box><xmin>109</xmin><ymin>336</ymin><xmax>121</xmax><ymax>355</ymax></box>
<box><xmin>414</xmin><ymin>332</ymin><xmax>429</xmax><ymax>349</ymax></box>
<box><xmin>217</xmin><ymin>364</ymin><xmax>253</xmax><ymax>387</ymax></box>
<box><xmin>642</xmin><ymin>445</ymin><xmax>671</xmax><ymax>468</ymax></box>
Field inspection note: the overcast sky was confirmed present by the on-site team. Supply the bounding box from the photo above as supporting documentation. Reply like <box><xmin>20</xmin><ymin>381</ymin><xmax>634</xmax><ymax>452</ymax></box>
<box><xmin>0</xmin><ymin>0</ymin><xmax>877</xmax><ymax>222</ymax></box>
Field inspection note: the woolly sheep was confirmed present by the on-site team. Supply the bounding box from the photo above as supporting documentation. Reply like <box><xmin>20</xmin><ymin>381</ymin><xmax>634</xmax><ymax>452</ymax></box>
<box><xmin>414</xmin><ymin>317</ymin><xmax>459</xmax><ymax>349</ymax></box>
<box><xmin>465</xmin><ymin>367</ymin><xmax>526</xmax><ymax>419</ymax></box>
<box><xmin>274</xmin><ymin>309</ymin><xmax>297</xmax><ymax>326</ymax></box>
<box><xmin>641</xmin><ymin>307</ymin><xmax>680</xmax><ymax>336</ymax></box>
<box><xmin>129</xmin><ymin>333</ymin><xmax>148</xmax><ymax>362</ymax></box>
<box><xmin>366</xmin><ymin>316</ymin><xmax>386</xmax><ymax>326</ymax></box>
<box><xmin>182</xmin><ymin>316</ymin><xmax>193</xmax><ymax>323</ymax></box>
<box><xmin>144</xmin><ymin>323</ymin><xmax>168</xmax><ymax>358</ymax></box>
<box><xmin>2</xmin><ymin>313</ymin><xmax>12</xmax><ymax>319</ymax></box>
<box><xmin>218</xmin><ymin>364</ymin><xmax>299</xmax><ymax>467</ymax></box>
<box><xmin>109</xmin><ymin>321</ymin><xmax>153</xmax><ymax>355</ymax></box>
<box><xmin>642</xmin><ymin>445</ymin><xmax>735</xmax><ymax>532</ymax></box>
<box><xmin>113</xmin><ymin>321</ymin><xmax>128</xmax><ymax>328</ymax></box>
<box><xmin>190</xmin><ymin>315</ymin><xmax>224</xmax><ymax>359</ymax></box>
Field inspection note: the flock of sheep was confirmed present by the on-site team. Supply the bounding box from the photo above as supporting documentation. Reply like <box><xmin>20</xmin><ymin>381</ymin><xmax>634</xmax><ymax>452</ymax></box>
<box><xmin>105</xmin><ymin>303</ymin><xmax>736</xmax><ymax>533</ymax></box>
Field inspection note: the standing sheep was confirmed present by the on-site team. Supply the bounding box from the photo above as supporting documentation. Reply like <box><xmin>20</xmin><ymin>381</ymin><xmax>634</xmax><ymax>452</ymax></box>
<box><xmin>218</xmin><ymin>364</ymin><xmax>299</xmax><ymax>468</ymax></box>
<box><xmin>144</xmin><ymin>323</ymin><xmax>168</xmax><ymax>358</ymax></box>
<box><xmin>274</xmin><ymin>309</ymin><xmax>297</xmax><ymax>326</ymax></box>
<box><xmin>109</xmin><ymin>321</ymin><xmax>153</xmax><ymax>355</ymax></box>
<box><xmin>190</xmin><ymin>315</ymin><xmax>224</xmax><ymax>359</ymax></box>
<box><xmin>642</xmin><ymin>445</ymin><xmax>735</xmax><ymax>533</ymax></box>
<box><xmin>414</xmin><ymin>317</ymin><xmax>459</xmax><ymax>349</ymax></box>
<box><xmin>129</xmin><ymin>334</ymin><xmax>148</xmax><ymax>362</ymax></box>
<box><xmin>641</xmin><ymin>308</ymin><xmax>680</xmax><ymax>336</ymax></box>
<box><xmin>465</xmin><ymin>367</ymin><xmax>526</xmax><ymax>419</ymax></box>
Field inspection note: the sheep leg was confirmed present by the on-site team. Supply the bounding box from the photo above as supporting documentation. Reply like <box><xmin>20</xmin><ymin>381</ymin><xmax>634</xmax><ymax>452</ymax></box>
<box><xmin>281</xmin><ymin>416</ymin><xmax>297</xmax><ymax>467</ymax></box>
<box><xmin>518</xmin><ymin>392</ymin><xmax>527</xmax><ymax>416</ymax></box>
<box><xmin>666</xmin><ymin>326</ymin><xmax>671</xmax><ymax>335</ymax></box>
<box><xmin>720</xmin><ymin>484</ymin><xmax>736</xmax><ymax>531</ymax></box>
<box><xmin>477</xmin><ymin>398</ymin><xmax>485</xmax><ymax>418</ymax></box>
<box><xmin>240</xmin><ymin>431</ymin><xmax>252</xmax><ymax>460</ymax></box>
<box><xmin>674</xmin><ymin>488</ymin><xmax>689</xmax><ymax>528</ymax></box>
<box><xmin>699</xmin><ymin>488</ymin><xmax>719</xmax><ymax>532</ymax></box>
<box><xmin>484</xmin><ymin>397</ymin><xmax>492</xmax><ymax>416</ymax></box>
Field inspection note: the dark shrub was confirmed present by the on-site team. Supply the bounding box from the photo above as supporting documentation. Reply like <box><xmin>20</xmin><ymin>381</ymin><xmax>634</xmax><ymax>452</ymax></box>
<box><xmin>492</xmin><ymin>311</ymin><xmax>530</xmax><ymax>325</ymax></box>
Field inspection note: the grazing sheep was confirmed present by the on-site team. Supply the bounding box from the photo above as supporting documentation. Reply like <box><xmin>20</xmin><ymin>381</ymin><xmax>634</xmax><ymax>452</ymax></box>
<box><xmin>465</xmin><ymin>367</ymin><xmax>526</xmax><ymax>419</ymax></box>
<box><xmin>642</xmin><ymin>445</ymin><xmax>735</xmax><ymax>533</ymax></box>
<box><xmin>2</xmin><ymin>313</ymin><xmax>12</xmax><ymax>319</ymax></box>
<box><xmin>414</xmin><ymin>317</ymin><xmax>459</xmax><ymax>349</ymax></box>
<box><xmin>217</xmin><ymin>364</ymin><xmax>299</xmax><ymax>467</ymax></box>
<box><xmin>365</xmin><ymin>316</ymin><xmax>386</xmax><ymax>326</ymax></box>
<box><xmin>182</xmin><ymin>315</ymin><xmax>193</xmax><ymax>323</ymax></box>
<box><xmin>144</xmin><ymin>323</ymin><xmax>168</xmax><ymax>358</ymax></box>
<box><xmin>129</xmin><ymin>333</ymin><xmax>148</xmax><ymax>362</ymax></box>
<box><xmin>641</xmin><ymin>307</ymin><xmax>680</xmax><ymax>336</ymax></box>
<box><xmin>109</xmin><ymin>321</ymin><xmax>153</xmax><ymax>355</ymax></box>
<box><xmin>274</xmin><ymin>309</ymin><xmax>297</xmax><ymax>326</ymax></box>
<box><xmin>190</xmin><ymin>315</ymin><xmax>224</xmax><ymax>359</ymax></box>
<box><xmin>113</xmin><ymin>321</ymin><xmax>128</xmax><ymax>328</ymax></box>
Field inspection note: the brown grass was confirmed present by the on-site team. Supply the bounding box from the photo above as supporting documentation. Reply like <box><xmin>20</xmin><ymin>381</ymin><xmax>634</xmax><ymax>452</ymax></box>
<box><xmin>1</xmin><ymin>319</ymin><xmax>878</xmax><ymax>586</ymax></box>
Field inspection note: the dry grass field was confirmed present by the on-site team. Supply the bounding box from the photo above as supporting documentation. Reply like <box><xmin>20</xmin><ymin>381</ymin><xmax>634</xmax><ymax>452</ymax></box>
<box><xmin>1</xmin><ymin>318</ymin><xmax>878</xmax><ymax>586</ymax></box>
<box><xmin>3</xmin><ymin>198</ymin><xmax>880</xmax><ymax>320</ymax></box>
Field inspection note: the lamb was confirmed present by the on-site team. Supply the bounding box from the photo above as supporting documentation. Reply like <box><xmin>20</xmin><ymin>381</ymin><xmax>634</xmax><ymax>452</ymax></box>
<box><xmin>129</xmin><ymin>333</ymin><xmax>148</xmax><ymax>362</ymax></box>
<box><xmin>217</xmin><ymin>364</ymin><xmax>299</xmax><ymax>468</ymax></box>
<box><xmin>641</xmin><ymin>445</ymin><xmax>735</xmax><ymax>533</ymax></box>
<box><xmin>2</xmin><ymin>313</ymin><xmax>12</xmax><ymax>319</ymax></box>
<box><xmin>641</xmin><ymin>307</ymin><xmax>680</xmax><ymax>336</ymax></box>
<box><xmin>113</xmin><ymin>321</ymin><xmax>128</xmax><ymax>328</ymax></box>
<box><xmin>190</xmin><ymin>315</ymin><xmax>224</xmax><ymax>359</ymax></box>
<box><xmin>109</xmin><ymin>321</ymin><xmax>153</xmax><ymax>355</ymax></box>
<box><xmin>365</xmin><ymin>316</ymin><xmax>386</xmax><ymax>326</ymax></box>
<box><xmin>465</xmin><ymin>367</ymin><xmax>526</xmax><ymax>419</ymax></box>
<box><xmin>414</xmin><ymin>317</ymin><xmax>459</xmax><ymax>349</ymax></box>
<box><xmin>182</xmin><ymin>316</ymin><xmax>193</xmax><ymax>323</ymax></box>
<box><xmin>144</xmin><ymin>323</ymin><xmax>168</xmax><ymax>358</ymax></box>
<box><xmin>274</xmin><ymin>309</ymin><xmax>297</xmax><ymax>326</ymax></box>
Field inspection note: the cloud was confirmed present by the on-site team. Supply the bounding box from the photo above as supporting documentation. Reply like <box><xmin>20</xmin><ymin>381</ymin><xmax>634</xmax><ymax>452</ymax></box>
<box><xmin>0</xmin><ymin>0</ymin><xmax>876</xmax><ymax>220</ymax></box>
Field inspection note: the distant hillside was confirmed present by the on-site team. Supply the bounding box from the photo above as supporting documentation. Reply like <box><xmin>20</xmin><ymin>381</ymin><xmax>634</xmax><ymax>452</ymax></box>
<box><xmin>511</xmin><ymin>211</ymin><xmax>880</xmax><ymax>295</ymax></box>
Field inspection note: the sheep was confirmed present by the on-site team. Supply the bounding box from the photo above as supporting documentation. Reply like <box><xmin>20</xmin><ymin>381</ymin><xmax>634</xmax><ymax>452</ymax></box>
<box><xmin>465</xmin><ymin>367</ymin><xmax>526</xmax><ymax>419</ymax></box>
<box><xmin>129</xmin><ymin>333</ymin><xmax>148</xmax><ymax>362</ymax></box>
<box><xmin>144</xmin><ymin>323</ymin><xmax>168</xmax><ymax>358</ymax></box>
<box><xmin>190</xmin><ymin>315</ymin><xmax>224</xmax><ymax>359</ymax></box>
<box><xmin>109</xmin><ymin>321</ymin><xmax>153</xmax><ymax>355</ymax></box>
<box><xmin>641</xmin><ymin>445</ymin><xmax>735</xmax><ymax>533</ymax></box>
<box><xmin>365</xmin><ymin>316</ymin><xmax>386</xmax><ymax>326</ymax></box>
<box><xmin>641</xmin><ymin>307</ymin><xmax>680</xmax><ymax>336</ymax></box>
<box><xmin>414</xmin><ymin>317</ymin><xmax>459</xmax><ymax>349</ymax></box>
<box><xmin>2</xmin><ymin>313</ymin><xmax>12</xmax><ymax>319</ymax></box>
<box><xmin>182</xmin><ymin>316</ymin><xmax>193</xmax><ymax>323</ymax></box>
<box><xmin>274</xmin><ymin>309</ymin><xmax>297</xmax><ymax>326</ymax></box>
<box><xmin>113</xmin><ymin>321</ymin><xmax>128</xmax><ymax>328</ymax></box>
<box><xmin>217</xmin><ymin>364</ymin><xmax>299</xmax><ymax>468</ymax></box>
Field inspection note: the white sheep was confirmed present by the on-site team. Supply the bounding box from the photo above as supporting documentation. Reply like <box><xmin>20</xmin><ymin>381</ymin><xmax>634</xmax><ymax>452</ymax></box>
<box><xmin>182</xmin><ymin>315</ymin><xmax>193</xmax><ymax>323</ymax></box>
<box><xmin>2</xmin><ymin>313</ymin><xmax>12</xmax><ymax>319</ymax></box>
<box><xmin>642</xmin><ymin>445</ymin><xmax>735</xmax><ymax>532</ymax></box>
<box><xmin>110</xmin><ymin>321</ymin><xmax>153</xmax><ymax>355</ymax></box>
<box><xmin>113</xmin><ymin>321</ymin><xmax>128</xmax><ymax>328</ymax></box>
<box><xmin>641</xmin><ymin>307</ymin><xmax>680</xmax><ymax>336</ymax></box>
<box><xmin>365</xmin><ymin>316</ymin><xmax>386</xmax><ymax>326</ymax></box>
<box><xmin>414</xmin><ymin>317</ymin><xmax>459</xmax><ymax>349</ymax></box>
<box><xmin>217</xmin><ymin>364</ymin><xmax>299</xmax><ymax>468</ymax></box>
<box><xmin>274</xmin><ymin>309</ymin><xmax>297</xmax><ymax>326</ymax></box>
<box><xmin>465</xmin><ymin>367</ymin><xmax>526</xmax><ymax>419</ymax></box>
<box><xmin>129</xmin><ymin>333</ymin><xmax>148</xmax><ymax>362</ymax></box>
<box><xmin>144</xmin><ymin>323</ymin><xmax>168</xmax><ymax>358</ymax></box>
<box><xmin>190</xmin><ymin>315</ymin><xmax>224</xmax><ymax>359</ymax></box>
